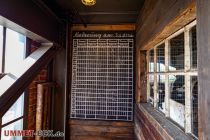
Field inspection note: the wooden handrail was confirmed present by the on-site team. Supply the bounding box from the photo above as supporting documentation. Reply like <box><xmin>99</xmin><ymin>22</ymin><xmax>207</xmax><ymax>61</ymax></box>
<box><xmin>0</xmin><ymin>44</ymin><xmax>57</xmax><ymax>117</ymax></box>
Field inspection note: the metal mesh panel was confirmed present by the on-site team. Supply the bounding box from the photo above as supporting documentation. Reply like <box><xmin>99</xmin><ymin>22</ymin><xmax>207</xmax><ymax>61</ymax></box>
<box><xmin>157</xmin><ymin>44</ymin><xmax>165</xmax><ymax>72</ymax></box>
<box><xmin>170</xmin><ymin>75</ymin><xmax>185</xmax><ymax>104</ymax></box>
<box><xmin>149</xmin><ymin>49</ymin><xmax>154</xmax><ymax>72</ymax></box>
<box><xmin>191</xmin><ymin>26</ymin><xmax>197</xmax><ymax>69</ymax></box>
<box><xmin>157</xmin><ymin>75</ymin><xmax>165</xmax><ymax>112</ymax></box>
<box><xmin>169</xmin><ymin>33</ymin><xmax>185</xmax><ymax>71</ymax></box>
<box><xmin>71</xmin><ymin>31</ymin><xmax>134</xmax><ymax>121</ymax></box>
<box><xmin>191</xmin><ymin>76</ymin><xmax>198</xmax><ymax>137</ymax></box>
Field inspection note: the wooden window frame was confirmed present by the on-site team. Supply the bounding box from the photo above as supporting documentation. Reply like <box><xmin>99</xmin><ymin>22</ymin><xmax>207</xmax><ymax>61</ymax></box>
<box><xmin>146</xmin><ymin>20</ymin><xmax>197</xmax><ymax>137</ymax></box>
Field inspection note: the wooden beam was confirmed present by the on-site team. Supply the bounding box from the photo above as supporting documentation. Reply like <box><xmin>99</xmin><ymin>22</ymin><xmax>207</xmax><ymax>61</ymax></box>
<box><xmin>72</xmin><ymin>24</ymin><xmax>136</xmax><ymax>31</ymax></box>
<box><xmin>136</xmin><ymin>0</ymin><xmax>196</xmax><ymax>50</ymax></box>
<box><xmin>0</xmin><ymin>44</ymin><xmax>56</xmax><ymax>117</ymax></box>
<box><xmin>164</xmin><ymin>40</ymin><xmax>170</xmax><ymax>117</ymax></box>
<box><xmin>197</xmin><ymin>0</ymin><xmax>210</xmax><ymax>139</ymax></box>
<box><xmin>0</xmin><ymin>0</ymin><xmax>61</xmax><ymax>43</ymax></box>
<box><xmin>135</xmin><ymin>49</ymin><xmax>141</xmax><ymax>103</ymax></box>
<box><xmin>69</xmin><ymin>120</ymin><xmax>134</xmax><ymax>140</ymax></box>
<box><xmin>140</xmin><ymin>51</ymin><xmax>147</xmax><ymax>103</ymax></box>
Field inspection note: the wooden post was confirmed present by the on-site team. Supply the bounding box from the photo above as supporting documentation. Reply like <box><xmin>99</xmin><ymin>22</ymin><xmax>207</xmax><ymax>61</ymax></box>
<box><xmin>184</xmin><ymin>28</ymin><xmax>192</xmax><ymax>133</ymax></box>
<box><xmin>36</xmin><ymin>84</ymin><xmax>44</xmax><ymax>140</ymax></box>
<box><xmin>36</xmin><ymin>82</ymin><xmax>55</xmax><ymax>140</ymax></box>
<box><xmin>197</xmin><ymin>0</ymin><xmax>210</xmax><ymax>139</ymax></box>
<box><xmin>135</xmin><ymin>49</ymin><xmax>141</xmax><ymax>103</ymax></box>
<box><xmin>139</xmin><ymin>50</ymin><xmax>147</xmax><ymax>103</ymax></box>
<box><xmin>153</xmin><ymin>48</ymin><xmax>157</xmax><ymax>108</ymax></box>
<box><xmin>165</xmin><ymin>39</ymin><xmax>170</xmax><ymax>117</ymax></box>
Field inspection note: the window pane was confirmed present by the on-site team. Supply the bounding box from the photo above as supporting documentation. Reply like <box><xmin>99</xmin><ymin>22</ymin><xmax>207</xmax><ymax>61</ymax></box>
<box><xmin>169</xmin><ymin>33</ymin><xmax>184</xmax><ymax>71</ymax></box>
<box><xmin>149</xmin><ymin>75</ymin><xmax>154</xmax><ymax>98</ymax></box>
<box><xmin>157</xmin><ymin>44</ymin><xmax>165</xmax><ymax>72</ymax></box>
<box><xmin>149</xmin><ymin>49</ymin><xmax>154</xmax><ymax>72</ymax></box>
<box><xmin>2</xmin><ymin>94</ymin><xmax>24</xmax><ymax>125</ymax></box>
<box><xmin>4</xmin><ymin>29</ymin><xmax>26</xmax><ymax>73</ymax></box>
<box><xmin>191</xmin><ymin>26</ymin><xmax>197</xmax><ymax>68</ymax></box>
<box><xmin>191</xmin><ymin>76</ymin><xmax>198</xmax><ymax>137</ymax></box>
<box><xmin>1</xmin><ymin>119</ymin><xmax>23</xmax><ymax>140</ymax></box>
<box><xmin>169</xmin><ymin>75</ymin><xmax>185</xmax><ymax>104</ymax></box>
<box><xmin>157</xmin><ymin>75</ymin><xmax>165</xmax><ymax>112</ymax></box>
<box><xmin>0</xmin><ymin>25</ymin><xmax>3</xmax><ymax>73</ymax></box>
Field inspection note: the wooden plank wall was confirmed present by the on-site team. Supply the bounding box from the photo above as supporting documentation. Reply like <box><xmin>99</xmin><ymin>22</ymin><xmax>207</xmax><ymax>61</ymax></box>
<box><xmin>135</xmin><ymin>50</ymin><xmax>147</xmax><ymax>103</ymax></box>
<box><xmin>134</xmin><ymin>105</ymin><xmax>164</xmax><ymax>140</ymax></box>
<box><xmin>197</xmin><ymin>0</ymin><xmax>210</xmax><ymax>139</ymax></box>
<box><xmin>69</xmin><ymin>120</ymin><xmax>134</xmax><ymax>140</ymax></box>
<box><xmin>69</xmin><ymin>25</ymin><xmax>135</xmax><ymax>140</ymax></box>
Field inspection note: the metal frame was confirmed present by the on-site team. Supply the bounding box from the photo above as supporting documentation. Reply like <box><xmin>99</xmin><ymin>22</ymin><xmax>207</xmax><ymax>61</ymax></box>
<box><xmin>146</xmin><ymin>20</ymin><xmax>197</xmax><ymax>136</ymax></box>
<box><xmin>70</xmin><ymin>32</ymin><xmax>134</xmax><ymax>121</ymax></box>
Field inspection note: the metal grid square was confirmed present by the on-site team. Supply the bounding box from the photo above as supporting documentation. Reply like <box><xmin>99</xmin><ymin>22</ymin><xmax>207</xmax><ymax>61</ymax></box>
<box><xmin>157</xmin><ymin>75</ymin><xmax>165</xmax><ymax>112</ymax></box>
<box><xmin>71</xmin><ymin>31</ymin><xmax>134</xmax><ymax>121</ymax></box>
<box><xmin>191</xmin><ymin>26</ymin><xmax>197</xmax><ymax>69</ymax></box>
<box><xmin>170</xmin><ymin>33</ymin><xmax>185</xmax><ymax>71</ymax></box>
<box><xmin>170</xmin><ymin>75</ymin><xmax>185</xmax><ymax>104</ymax></box>
<box><xmin>157</xmin><ymin>44</ymin><xmax>165</xmax><ymax>72</ymax></box>
<box><xmin>191</xmin><ymin>76</ymin><xmax>198</xmax><ymax>137</ymax></box>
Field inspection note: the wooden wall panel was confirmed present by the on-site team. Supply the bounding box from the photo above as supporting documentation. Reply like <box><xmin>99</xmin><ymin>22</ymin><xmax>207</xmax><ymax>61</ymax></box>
<box><xmin>69</xmin><ymin>120</ymin><xmax>134</xmax><ymax>140</ymax></box>
<box><xmin>197</xmin><ymin>0</ymin><xmax>210</xmax><ymax>139</ymax></box>
<box><xmin>134</xmin><ymin>105</ymin><xmax>163</xmax><ymax>140</ymax></box>
<box><xmin>136</xmin><ymin>0</ymin><xmax>196</xmax><ymax>50</ymax></box>
<box><xmin>72</xmin><ymin>24</ymin><xmax>135</xmax><ymax>31</ymax></box>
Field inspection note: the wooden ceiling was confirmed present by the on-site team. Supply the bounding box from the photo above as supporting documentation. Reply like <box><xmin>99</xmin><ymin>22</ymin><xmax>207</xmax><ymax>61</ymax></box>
<box><xmin>42</xmin><ymin>0</ymin><xmax>145</xmax><ymax>24</ymax></box>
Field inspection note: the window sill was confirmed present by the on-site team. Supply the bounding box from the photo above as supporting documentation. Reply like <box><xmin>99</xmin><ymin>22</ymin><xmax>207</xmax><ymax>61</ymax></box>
<box><xmin>135</xmin><ymin>103</ymin><xmax>196</xmax><ymax>140</ymax></box>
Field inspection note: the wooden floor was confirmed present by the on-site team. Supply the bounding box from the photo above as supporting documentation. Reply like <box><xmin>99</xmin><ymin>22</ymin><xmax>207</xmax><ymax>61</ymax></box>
<box><xmin>69</xmin><ymin>119</ymin><xmax>134</xmax><ymax>140</ymax></box>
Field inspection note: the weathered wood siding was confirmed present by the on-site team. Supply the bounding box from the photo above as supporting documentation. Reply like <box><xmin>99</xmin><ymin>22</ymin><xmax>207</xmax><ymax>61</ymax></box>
<box><xmin>136</xmin><ymin>0</ymin><xmax>196</xmax><ymax>50</ymax></box>
<box><xmin>135</xmin><ymin>49</ymin><xmax>147</xmax><ymax>104</ymax></box>
<box><xmin>197</xmin><ymin>0</ymin><xmax>210</xmax><ymax>139</ymax></box>
<box><xmin>134</xmin><ymin>105</ymin><xmax>164</xmax><ymax>140</ymax></box>
<box><xmin>69</xmin><ymin>120</ymin><xmax>134</xmax><ymax>140</ymax></box>
<box><xmin>135</xmin><ymin>104</ymin><xmax>193</xmax><ymax>140</ymax></box>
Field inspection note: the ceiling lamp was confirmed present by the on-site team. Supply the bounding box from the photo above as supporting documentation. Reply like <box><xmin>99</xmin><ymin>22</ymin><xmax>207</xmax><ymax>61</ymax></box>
<box><xmin>81</xmin><ymin>0</ymin><xmax>96</xmax><ymax>6</ymax></box>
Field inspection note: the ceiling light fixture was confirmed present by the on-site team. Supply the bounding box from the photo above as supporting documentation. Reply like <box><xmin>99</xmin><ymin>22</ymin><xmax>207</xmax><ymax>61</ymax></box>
<box><xmin>81</xmin><ymin>0</ymin><xmax>96</xmax><ymax>6</ymax></box>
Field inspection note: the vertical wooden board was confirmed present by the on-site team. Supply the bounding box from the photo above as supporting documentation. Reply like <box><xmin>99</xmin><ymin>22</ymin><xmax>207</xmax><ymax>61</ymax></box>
<box><xmin>69</xmin><ymin>120</ymin><xmax>134</xmax><ymax>140</ymax></box>
<box><xmin>135</xmin><ymin>49</ymin><xmax>141</xmax><ymax>103</ymax></box>
<box><xmin>139</xmin><ymin>51</ymin><xmax>147</xmax><ymax>102</ymax></box>
<box><xmin>36</xmin><ymin>84</ymin><xmax>44</xmax><ymax>140</ymax></box>
<box><xmin>197</xmin><ymin>0</ymin><xmax>210</xmax><ymax>139</ymax></box>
